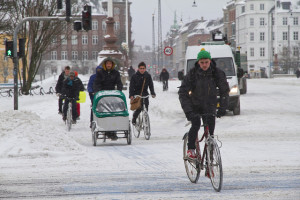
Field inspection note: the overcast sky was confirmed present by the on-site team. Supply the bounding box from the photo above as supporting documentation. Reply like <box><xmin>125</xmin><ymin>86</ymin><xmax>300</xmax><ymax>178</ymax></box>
<box><xmin>130</xmin><ymin>0</ymin><xmax>229</xmax><ymax>47</ymax></box>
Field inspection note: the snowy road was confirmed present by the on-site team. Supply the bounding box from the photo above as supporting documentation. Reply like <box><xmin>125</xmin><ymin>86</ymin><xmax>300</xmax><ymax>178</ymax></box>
<box><xmin>0</xmin><ymin>77</ymin><xmax>300</xmax><ymax>199</ymax></box>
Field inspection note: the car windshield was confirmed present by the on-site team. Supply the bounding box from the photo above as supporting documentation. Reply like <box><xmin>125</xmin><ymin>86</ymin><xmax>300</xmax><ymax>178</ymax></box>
<box><xmin>187</xmin><ymin>57</ymin><xmax>235</xmax><ymax>76</ymax></box>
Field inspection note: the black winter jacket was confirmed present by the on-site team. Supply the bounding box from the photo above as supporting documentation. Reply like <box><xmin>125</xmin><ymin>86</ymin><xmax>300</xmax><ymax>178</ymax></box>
<box><xmin>62</xmin><ymin>78</ymin><xmax>80</xmax><ymax>99</ymax></box>
<box><xmin>129</xmin><ymin>71</ymin><xmax>156</xmax><ymax>97</ymax></box>
<box><xmin>178</xmin><ymin>61</ymin><xmax>229</xmax><ymax>115</ymax></box>
<box><xmin>160</xmin><ymin>71</ymin><xmax>169</xmax><ymax>81</ymax></box>
<box><xmin>55</xmin><ymin>72</ymin><xmax>67</xmax><ymax>93</ymax></box>
<box><xmin>93</xmin><ymin>68</ymin><xmax>123</xmax><ymax>92</ymax></box>
<box><xmin>74</xmin><ymin>77</ymin><xmax>85</xmax><ymax>91</ymax></box>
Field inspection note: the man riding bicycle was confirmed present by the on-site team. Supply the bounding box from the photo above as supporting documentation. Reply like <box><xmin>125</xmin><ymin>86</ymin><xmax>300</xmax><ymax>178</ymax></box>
<box><xmin>160</xmin><ymin>68</ymin><xmax>169</xmax><ymax>91</ymax></box>
<box><xmin>178</xmin><ymin>48</ymin><xmax>229</xmax><ymax>159</ymax></box>
<box><xmin>129</xmin><ymin>62</ymin><xmax>156</xmax><ymax>125</ymax></box>
<box><xmin>61</xmin><ymin>72</ymin><xmax>80</xmax><ymax>124</ymax></box>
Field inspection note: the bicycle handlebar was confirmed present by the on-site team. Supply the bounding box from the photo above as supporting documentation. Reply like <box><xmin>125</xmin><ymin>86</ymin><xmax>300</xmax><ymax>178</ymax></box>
<box><xmin>134</xmin><ymin>95</ymin><xmax>150</xmax><ymax>99</ymax></box>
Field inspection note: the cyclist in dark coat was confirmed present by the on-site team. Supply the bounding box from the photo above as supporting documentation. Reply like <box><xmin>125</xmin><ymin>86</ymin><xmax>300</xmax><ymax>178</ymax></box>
<box><xmin>178</xmin><ymin>49</ymin><xmax>229</xmax><ymax>159</ymax></box>
<box><xmin>93</xmin><ymin>57</ymin><xmax>123</xmax><ymax>92</ymax></box>
<box><xmin>55</xmin><ymin>66</ymin><xmax>70</xmax><ymax>114</ymax></box>
<box><xmin>129</xmin><ymin>62</ymin><xmax>156</xmax><ymax>125</ymax></box>
<box><xmin>61</xmin><ymin>72</ymin><xmax>80</xmax><ymax>123</ymax></box>
<box><xmin>160</xmin><ymin>68</ymin><xmax>169</xmax><ymax>90</ymax></box>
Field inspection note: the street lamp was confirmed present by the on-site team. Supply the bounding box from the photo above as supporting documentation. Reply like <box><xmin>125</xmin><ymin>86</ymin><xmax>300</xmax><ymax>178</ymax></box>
<box><xmin>192</xmin><ymin>0</ymin><xmax>197</xmax><ymax>7</ymax></box>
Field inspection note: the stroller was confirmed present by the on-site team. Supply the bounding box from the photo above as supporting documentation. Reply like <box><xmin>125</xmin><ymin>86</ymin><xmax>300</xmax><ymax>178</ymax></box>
<box><xmin>91</xmin><ymin>90</ymin><xmax>132</xmax><ymax>146</ymax></box>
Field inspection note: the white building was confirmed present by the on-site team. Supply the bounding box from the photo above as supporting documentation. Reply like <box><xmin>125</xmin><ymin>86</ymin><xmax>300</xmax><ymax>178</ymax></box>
<box><xmin>236</xmin><ymin>0</ymin><xmax>300</xmax><ymax>78</ymax></box>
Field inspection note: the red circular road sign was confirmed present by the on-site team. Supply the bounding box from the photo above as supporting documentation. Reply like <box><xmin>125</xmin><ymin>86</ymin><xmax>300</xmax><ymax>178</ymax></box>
<box><xmin>164</xmin><ymin>46</ymin><xmax>173</xmax><ymax>56</ymax></box>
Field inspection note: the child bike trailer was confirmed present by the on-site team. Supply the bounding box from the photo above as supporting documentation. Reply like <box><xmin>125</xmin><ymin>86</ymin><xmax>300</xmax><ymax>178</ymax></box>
<box><xmin>91</xmin><ymin>90</ymin><xmax>132</xmax><ymax>146</ymax></box>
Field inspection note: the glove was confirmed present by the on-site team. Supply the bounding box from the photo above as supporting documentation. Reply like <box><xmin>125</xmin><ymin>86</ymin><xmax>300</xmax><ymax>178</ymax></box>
<box><xmin>217</xmin><ymin>109</ymin><xmax>226</xmax><ymax>118</ymax></box>
<box><xmin>152</xmin><ymin>95</ymin><xmax>156</xmax><ymax>98</ymax></box>
<box><xmin>186</xmin><ymin>112</ymin><xmax>198</xmax><ymax>121</ymax></box>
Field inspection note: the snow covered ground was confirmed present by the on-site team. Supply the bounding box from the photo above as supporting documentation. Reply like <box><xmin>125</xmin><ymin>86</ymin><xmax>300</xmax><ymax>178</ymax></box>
<box><xmin>0</xmin><ymin>76</ymin><xmax>300</xmax><ymax>199</ymax></box>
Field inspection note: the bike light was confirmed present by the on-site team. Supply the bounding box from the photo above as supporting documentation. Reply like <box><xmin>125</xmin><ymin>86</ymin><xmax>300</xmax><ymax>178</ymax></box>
<box><xmin>229</xmin><ymin>85</ymin><xmax>239</xmax><ymax>95</ymax></box>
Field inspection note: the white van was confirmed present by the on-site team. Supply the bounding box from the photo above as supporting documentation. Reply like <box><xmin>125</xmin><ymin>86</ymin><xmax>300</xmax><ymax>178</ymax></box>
<box><xmin>182</xmin><ymin>41</ymin><xmax>241</xmax><ymax>115</ymax></box>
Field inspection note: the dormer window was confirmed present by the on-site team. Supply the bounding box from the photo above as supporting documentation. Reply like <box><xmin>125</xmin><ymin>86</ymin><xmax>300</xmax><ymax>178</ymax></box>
<box><xmin>282</xmin><ymin>2</ymin><xmax>291</xmax><ymax>10</ymax></box>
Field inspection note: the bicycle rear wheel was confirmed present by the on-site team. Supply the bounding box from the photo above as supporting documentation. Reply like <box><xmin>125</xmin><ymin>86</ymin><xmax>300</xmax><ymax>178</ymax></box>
<box><xmin>66</xmin><ymin>104</ymin><xmax>72</xmax><ymax>131</ymax></box>
<box><xmin>207</xmin><ymin>138</ymin><xmax>223</xmax><ymax>192</ymax></box>
<box><xmin>143</xmin><ymin>111</ymin><xmax>151</xmax><ymax>140</ymax></box>
<box><xmin>183</xmin><ymin>135</ymin><xmax>200</xmax><ymax>183</ymax></box>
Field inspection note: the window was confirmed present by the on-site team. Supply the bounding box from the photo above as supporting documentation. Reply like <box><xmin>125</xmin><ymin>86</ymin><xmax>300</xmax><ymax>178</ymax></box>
<box><xmin>51</xmin><ymin>37</ymin><xmax>57</xmax><ymax>44</ymax></box>
<box><xmin>82</xmin><ymin>35</ymin><xmax>88</xmax><ymax>45</ymax></box>
<box><xmin>114</xmin><ymin>7</ymin><xmax>120</xmax><ymax>15</ymax></box>
<box><xmin>283</xmin><ymin>32</ymin><xmax>288</xmax><ymax>40</ymax></box>
<box><xmin>294</xmin><ymin>17</ymin><xmax>298</xmax><ymax>25</ymax></box>
<box><xmin>293</xmin><ymin>47</ymin><xmax>299</xmax><ymax>56</ymax></box>
<box><xmin>92</xmin><ymin>51</ymin><xmax>98</xmax><ymax>60</ymax></box>
<box><xmin>92</xmin><ymin>35</ymin><xmax>98</xmax><ymax>45</ymax></box>
<box><xmin>260</xmin><ymin>18</ymin><xmax>265</xmax><ymax>26</ymax></box>
<box><xmin>294</xmin><ymin>32</ymin><xmax>299</xmax><ymax>40</ymax></box>
<box><xmin>260</xmin><ymin>32</ymin><xmax>265</xmax><ymax>41</ymax></box>
<box><xmin>51</xmin><ymin>51</ymin><xmax>57</xmax><ymax>60</ymax></box>
<box><xmin>272</xmin><ymin>17</ymin><xmax>275</xmax><ymax>25</ymax></box>
<box><xmin>61</xmin><ymin>51</ymin><xmax>67</xmax><ymax>60</ymax></box>
<box><xmin>260</xmin><ymin>48</ymin><xmax>265</xmax><ymax>57</ymax></box>
<box><xmin>283</xmin><ymin>17</ymin><xmax>288</xmax><ymax>25</ymax></box>
<box><xmin>260</xmin><ymin>4</ymin><xmax>264</xmax><ymax>10</ymax></box>
<box><xmin>92</xmin><ymin>20</ymin><xmax>98</xmax><ymax>30</ymax></box>
<box><xmin>250</xmin><ymin>32</ymin><xmax>254</xmax><ymax>41</ymax></box>
<box><xmin>71</xmin><ymin>35</ymin><xmax>78</xmax><ymax>45</ymax></box>
<box><xmin>82</xmin><ymin>51</ymin><xmax>88</xmax><ymax>60</ymax></box>
<box><xmin>114</xmin><ymin>21</ymin><xmax>120</xmax><ymax>30</ymax></box>
<box><xmin>250</xmin><ymin>4</ymin><xmax>254</xmax><ymax>10</ymax></box>
<box><xmin>102</xmin><ymin>20</ymin><xmax>107</xmax><ymax>30</ymax></box>
<box><xmin>283</xmin><ymin>47</ymin><xmax>288</xmax><ymax>56</ymax></box>
<box><xmin>61</xmin><ymin>35</ymin><xmax>67</xmax><ymax>45</ymax></box>
<box><xmin>72</xmin><ymin>51</ymin><xmax>78</xmax><ymax>60</ymax></box>
<box><xmin>250</xmin><ymin>18</ymin><xmax>254</xmax><ymax>26</ymax></box>
<box><xmin>282</xmin><ymin>2</ymin><xmax>291</xmax><ymax>10</ymax></box>
<box><xmin>241</xmin><ymin>6</ymin><xmax>245</xmax><ymax>13</ymax></box>
<box><xmin>272</xmin><ymin>47</ymin><xmax>275</xmax><ymax>56</ymax></box>
<box><xmin>250</xmin><ymin>48</ymin><xmax>254</xmax><ymax>57</ymax></box>
<box><xmin>272</xmin><ymin>32</ymin><xmax>275</xmax><ymax>40</ymax></box>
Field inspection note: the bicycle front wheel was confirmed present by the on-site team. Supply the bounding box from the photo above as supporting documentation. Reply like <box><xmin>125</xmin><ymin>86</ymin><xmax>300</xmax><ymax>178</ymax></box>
<box><xmin>66</xmin><ymin>104</ymin><xmax>72</xmax><ymax>131</ymax></box>
<box><xmin>143</xmin><ymin>111</ymin><xmax>151</xmax><ymax>140</ymax></box>
<box><xmin>207</xmin><ymin>138</ymin><xmax>223</xmax><ymax>192</ymax></box>
<box><xmin>183</xmin><ymin>134</ymin><xmax>200</xmax><ymax>183</ymax></box>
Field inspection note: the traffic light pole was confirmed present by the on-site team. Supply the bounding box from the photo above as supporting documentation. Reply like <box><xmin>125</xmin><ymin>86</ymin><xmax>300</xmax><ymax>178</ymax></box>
<box><xmin>12</xmin><ymin>16</ymin><xmax>80</xmax><ymax>110</ymax></box>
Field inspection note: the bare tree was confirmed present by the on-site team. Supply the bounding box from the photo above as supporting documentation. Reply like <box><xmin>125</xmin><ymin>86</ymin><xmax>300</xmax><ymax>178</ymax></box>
<box><xmin>0</xmin><ymin>0</ymin><xmax>76</xmax><ymax>94</ymax></box>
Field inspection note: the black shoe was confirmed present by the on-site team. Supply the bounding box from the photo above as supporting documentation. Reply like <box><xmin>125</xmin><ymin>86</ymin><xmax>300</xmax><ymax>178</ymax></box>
<box><xmin>72</xmin><ymin>120</ymin><xmax>76</xmax><ymax>124</ymax></box>
<box><xmin>58</xmin><ymin>111</ymin><xmax>63</xmax><ymax>115</ymax></box>
<box><xmin>111</xmin><ymin>133</ymin><xmax>118</xmax><ymax>140</ymax></box>
<box><xmin>62</xmin><ymin>116</ymin><xmax>66</xmax><ymax>121</ymax></box>
<box><xmin>132</xmin><ymin>118</ymin><xmax>136</xmax><ymax>125</ymax></box>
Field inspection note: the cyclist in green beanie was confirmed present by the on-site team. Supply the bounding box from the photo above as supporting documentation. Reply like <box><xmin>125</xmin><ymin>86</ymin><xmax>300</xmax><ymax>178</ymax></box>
<box><xmin>178</xmin><ymin>47</ymin><xmax>229</xmax><ymax>161</ymax></box>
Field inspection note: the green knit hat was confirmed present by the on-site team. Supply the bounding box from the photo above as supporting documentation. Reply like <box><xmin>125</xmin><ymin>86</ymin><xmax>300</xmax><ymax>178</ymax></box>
<box><xmin>197</xmin><ymin>48</ymin><xmax>211</xmax><ymax>60</ymax></box>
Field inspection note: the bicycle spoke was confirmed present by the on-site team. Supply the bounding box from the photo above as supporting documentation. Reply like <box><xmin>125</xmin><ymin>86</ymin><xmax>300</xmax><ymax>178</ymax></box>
<box><xmin>183</xmin><ymin>135</ymin><xmax>200</xmax><ymax>183</ymax></box>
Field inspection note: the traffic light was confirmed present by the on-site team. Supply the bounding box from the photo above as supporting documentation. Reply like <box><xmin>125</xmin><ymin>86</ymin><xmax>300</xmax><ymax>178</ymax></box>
<box><xmin>82</xmin><ymin>5</ymin><xmax>91</xmax><ymax>31</ymax></box>
<box><xmin>18</xmin><ymin>38</ymin><xmax>25</xmax><ymax>58</ymax></box>
<box><xmin>57</xmin><ymin>0</ymin><xmax>62</xmax><ymax>9</ymax></box>
<box><xmin>66</xmin><ymin>0</ymin><xmax>71</xmax><ymax>20</ymax></box>
<box><xmin>74</xmin><ymin>21</ymin><xmax>82</xmax><ymax>31</ymax></box>
<box><xmin>5</xmin><ymin>41</ymin><xmax>13</xmax><ymax>57</ymax></box>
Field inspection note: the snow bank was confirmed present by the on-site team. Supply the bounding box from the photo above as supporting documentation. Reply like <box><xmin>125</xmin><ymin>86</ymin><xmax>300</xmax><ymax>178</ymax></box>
<box><xmin>0</xmin><ymin>110</ymin><xmax>85</xmax><ymax>159</ymax></box>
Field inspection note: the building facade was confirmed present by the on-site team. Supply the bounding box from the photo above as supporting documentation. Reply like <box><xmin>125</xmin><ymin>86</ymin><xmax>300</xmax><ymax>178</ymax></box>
<box><xmin>235</xmin><ymin>0</ymin><xmax>300</xmax><ymax>78</ymax></box>
<box><xmin>41</xmin><ymin>0</ymin><xmax>132</xmax><ymax>76</ymax></box>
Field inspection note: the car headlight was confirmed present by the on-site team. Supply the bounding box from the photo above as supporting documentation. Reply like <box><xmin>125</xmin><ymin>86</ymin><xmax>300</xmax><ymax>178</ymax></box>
<box><xmin>229</xmin><ymin>85</ymin><xmax>239</xmax><ymax>95</ymax></box>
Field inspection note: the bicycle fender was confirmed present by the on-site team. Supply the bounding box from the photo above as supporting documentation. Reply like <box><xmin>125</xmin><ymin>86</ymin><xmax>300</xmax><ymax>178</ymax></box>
<box><xmin>182</xmin><ymin>132</ymin><xmax>188</xmax><ymax>140</ymax></box>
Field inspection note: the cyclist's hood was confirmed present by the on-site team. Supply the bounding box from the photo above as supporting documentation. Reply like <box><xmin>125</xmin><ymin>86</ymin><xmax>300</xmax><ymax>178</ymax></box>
<box><xmin>100</xmin><ymin>57</ymin><xmax>116</xmax><ymax>71</ymax></box>
<box><xmin>96</xmin><ymin>65</ymin><xmax>102</xmax><ymax>73</ymax></box>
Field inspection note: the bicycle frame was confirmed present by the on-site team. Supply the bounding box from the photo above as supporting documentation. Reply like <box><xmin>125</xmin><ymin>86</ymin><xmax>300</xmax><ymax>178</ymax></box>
<box><xmin>133</xmin><ymin>95</ymin><xmax>151</xmax><ymax>140</ymax></box>
<box><xmin>196</xmin><ymin>124</ymin><xmax>210</xmax><ymax>170</ymax></box>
